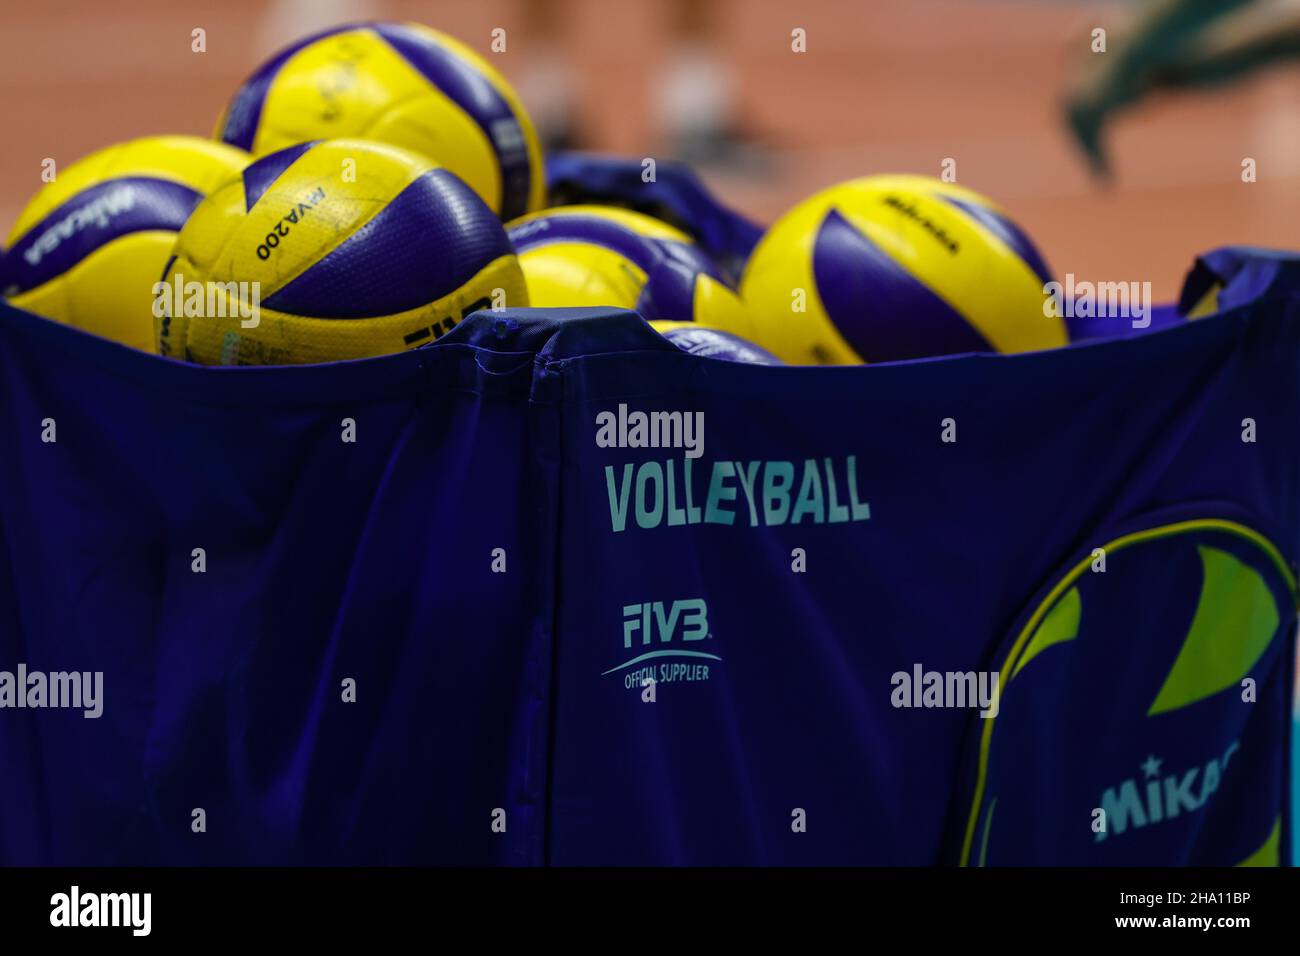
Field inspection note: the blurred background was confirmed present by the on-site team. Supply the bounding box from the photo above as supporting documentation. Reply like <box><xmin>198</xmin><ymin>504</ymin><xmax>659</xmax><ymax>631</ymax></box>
<box><xmin>1</xmin><ymin>0</ymin><xmax>1299</xmax><ymax>301</ymax></box>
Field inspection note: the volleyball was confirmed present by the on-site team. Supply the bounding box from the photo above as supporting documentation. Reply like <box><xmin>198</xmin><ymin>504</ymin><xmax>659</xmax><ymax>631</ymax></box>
<box><xmin>737</xmin><ymin>175</ymin><xmax>1066</xmax><ymax>364</ymax></box>
<box><xmin>155</xmin><ymin>138</ymin><xmax>526</xmax><ymax>365</ymax></box>
<box><xmin>1182</xmin><ymin>282</ymin><xmax>1222</xmax><ymax>319</ymax></box>
<box><xmin>650</xmin><ymin>321</ymin><xmax>782</xmax><ymax>365</ymax></box>
<box><xmin>0</xmin><ymin>136</ymin><xmax>249</xmax><ymax>351</ymax></box>
<box><xmin>217</xmin><ymin>21</ymin><xmax>545</xmax><ymax>221</ymax></box>
<box><xmin>505</xmin><ymin>204</ymin><xmax>746</xmax><ymax>326</ymax></box>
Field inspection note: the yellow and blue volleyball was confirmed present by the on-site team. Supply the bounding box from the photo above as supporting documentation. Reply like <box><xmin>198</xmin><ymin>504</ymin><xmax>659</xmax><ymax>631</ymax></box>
<box><xmin>650</xmin><ymin>321</ymin><xmax>782</xmax><ymax>365</ymax></box>
<box><xmin>1182</xmin><ymin>281</ymin><xmax>1221</xmax><ymax>319</ymax></box>
<box><xmin>155</xmin><ymin>138</ymin><xmax>527</xmax><ymax>365</ymax></box>
<box><xmin>0</xmin><ymin>136</ymin><xmax>249</xmax><ymax>351</ymax></box>
<box><xmin>505</xmin><ymin>205</ymin><xmax>746</xmax><ymax>326</ymax></box>
<box><xmin>737</xmin><ymin>175</ymin><xmax>1066</xmax><ymax>364</ymax></box>
<box><xmin>217</xmin><ymin>21</ymin><xmax>545</xmax><ymax>221</ymax></box>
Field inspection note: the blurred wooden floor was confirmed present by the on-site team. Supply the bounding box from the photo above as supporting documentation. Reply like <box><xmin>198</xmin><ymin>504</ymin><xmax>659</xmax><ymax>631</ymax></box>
<box><xmin>2</xmin><ymin>0</ymin><xmax>1299</xmax><ymax>300</ymax></box>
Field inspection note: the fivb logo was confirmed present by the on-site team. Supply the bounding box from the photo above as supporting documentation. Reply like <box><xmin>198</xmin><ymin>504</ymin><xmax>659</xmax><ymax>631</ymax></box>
<box><xmin>623</xmin><ymin>598</ymin><xmax>709</xmax><ymax>648</ymax></box>
<box><xmin>1095</xmin><ymin>740</ymin><xmax>1239</xmax><ymax>843</ymax></box>
<box><xmin>606</xmin><ymin>598</ymin><xmax>721</xmax><ymax>688</ymax></box>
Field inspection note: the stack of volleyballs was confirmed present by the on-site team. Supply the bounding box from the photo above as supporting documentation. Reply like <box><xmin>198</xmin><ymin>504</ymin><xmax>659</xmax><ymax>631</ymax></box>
<box><xmin>1</xmin><ymin>22</ymin><xmax>542</xmax><ymax>364</ymax></box>
<box><xmin>0</xmin><ymin>136</ymin><xmax>250</xmax><ymax>352</ymax></box>
<box><xmin>0</xmin><ymin>21</ymin><xmax>1064</xmax><ymax>368</ymax></box>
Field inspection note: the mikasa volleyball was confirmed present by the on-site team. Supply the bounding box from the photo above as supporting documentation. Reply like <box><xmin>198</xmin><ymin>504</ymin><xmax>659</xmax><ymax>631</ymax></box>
<box><xmin>155</xmin><ymin>138</ymin><xmax>526</xmax><ymax>365</ymax></box>
<box><xmin>0</xmin><ymin>136</ymin><xmax>248</xmax><ymax>351</ymax></box>
<box><xmin>218</xmin><ymin>21</ymin><xmax>546</xmax><ymax>220</ymax></box>
<box><xmin>739</xmin><ymin>175</ymin><xmax>1066</xmax><ymax>364</ymax></box>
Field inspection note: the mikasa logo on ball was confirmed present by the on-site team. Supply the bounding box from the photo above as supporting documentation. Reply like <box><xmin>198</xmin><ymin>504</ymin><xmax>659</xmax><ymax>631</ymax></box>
<box><xmin>507</xmin><ymin>217</ymin><xmax>552</xmax><ymax>243</ymax></box>
<box><xmin>22</xmin><ymin>186</ymin><xmax>136</xmax><ymax>267</ymax></box>
<box><xmin>490</xmin><ymin>118</ymin><xmax>526</xmax><ymax>154</ymax></box>
<box><xmin>882</xmin><ymin>194</ymin><xmax>959</xmax><ymax>253</ymax></box>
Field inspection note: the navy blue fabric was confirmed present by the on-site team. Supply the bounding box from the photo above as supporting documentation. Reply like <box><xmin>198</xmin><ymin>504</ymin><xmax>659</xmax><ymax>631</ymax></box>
<box><xmin>1178</xmin><ymin>245</ymin><xmax>1300</xmax><ymax>315</ymax></box>
<box><xmin>0</xmin><ymin>304</ymin><xmax>553</xmax><ymax>864</ymax></box>
<box><xmin>1063</xmin><ymin>245</ymin><xmax>1300</xmax><ymax>344</ymax></box>
<box><xmin>970</xmin><ymin>522</ymin><xmax>1294</xmax><ymax>865</ymax></box>
<box><xmin>537</xmin><ymin>296</ymin><xmax>1300</xmax><ymax>865</ymax></box>
<box><xmin>545</xmin><ymin>152</ymin><xmax>763</xmax><ymax>285</ymax></box>
<box><xmin>1065</xmin><ymin>301</ymin><xmax>1186</xmax><ymax>342</ymax></box>
<box><xmin>1</xmin><ymin>178</ymin><xmax>202</xmax><ymax>294</ymax></box>
<box><xmin>0</xmin><ymin>248</ymin><xmax>1297</xmax><ymax>866</ymax></box>
<box><xmin>264</xmin><ymin>168</ymin><xmax>511</xmax><ymax>319</ymax></box>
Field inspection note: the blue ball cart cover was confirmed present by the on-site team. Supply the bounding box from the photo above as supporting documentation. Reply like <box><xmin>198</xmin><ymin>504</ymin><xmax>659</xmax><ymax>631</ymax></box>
<box><xmin>0</xmin><ymin>243</ymin><xmax>1297</xmax><ymax>866</ymax></box>
<box><xmin>545</xmin><ymin>150</ymin><xmax>763</xmax><ymax>286</ymax></box>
